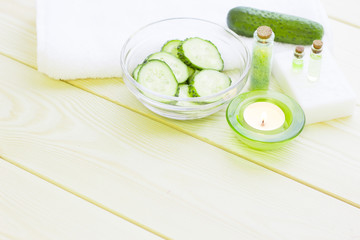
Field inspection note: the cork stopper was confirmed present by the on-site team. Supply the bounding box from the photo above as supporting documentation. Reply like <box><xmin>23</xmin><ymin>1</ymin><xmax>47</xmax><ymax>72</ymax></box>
<box><xmin>312</xmin><ymin>40</ymin><xmax>323</xmax><ymax>54</ymax></box>
<box><xmin>256</xmin><ymin>26</ymin><xmax>273</xmax><ymax>39</ymax></box>
<box><xmin>312</xmin><ymin>40</ymin><xmax>323</xmax><ymax>49</ymax></box>
<box><xmin>295</xmin><ymin>46</ymin><xmax>304</xmax><ymax>54</ymax></box>
<box><xmin>294</xmin><ymin>45</ymin><xmax>305</xmax><ymax>59</ymax></box>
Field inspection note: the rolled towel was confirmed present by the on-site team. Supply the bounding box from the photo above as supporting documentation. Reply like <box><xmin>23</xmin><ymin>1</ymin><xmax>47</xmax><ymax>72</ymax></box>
<box><xmin>37</xmin><ymin>0</ymin><xmax>331</xmax><ymax>80</ymax></box>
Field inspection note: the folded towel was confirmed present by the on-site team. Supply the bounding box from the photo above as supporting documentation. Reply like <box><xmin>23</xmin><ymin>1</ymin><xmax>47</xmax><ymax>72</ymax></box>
<box><xmin>37</xmin><ymin>0</ymin><xmax>331</xmax><ymax>80</ymax></box>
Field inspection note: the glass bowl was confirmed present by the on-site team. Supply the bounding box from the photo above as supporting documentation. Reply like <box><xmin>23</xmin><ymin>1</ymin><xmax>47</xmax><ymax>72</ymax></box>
<box><xmin>120</xmin><ymin>18</ymin><xmax>251</xmax><ymax>120</ymax></box>
<box><xmin>226</xmin><ymin>90</ymin><xmax>306</xmax><ymax>150</ymax></box>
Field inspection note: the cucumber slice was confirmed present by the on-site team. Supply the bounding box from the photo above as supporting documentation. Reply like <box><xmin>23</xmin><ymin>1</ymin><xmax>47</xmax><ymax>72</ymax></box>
<box><xmin>137</xmin><ymin>60</ymin><xmax>178</xmax><ymax>97</ymax></box>
<box><xmin>132</xmin><ymin>64</ymin><xmax>142</xmax><ymax>80</ymax></box>
<box><xmin>161</xmin><ymin>39</ymin><xmax>182</xmax><ymax>56</ymax></box>
<box><xmin>148</xmin><ymin>52</ymin><xmax>189</xmax><ymax>84</ymax></box>
<box><xmin>178</xmin><ymin>37</ymin><xmax>224</xmax><ymax>71</ymax></box>
<box><xmin>176</xmin><ymin>84</ymin><xmax>199</xmax><ymax>106</ymax></box>
<box><xmin>187</xmin><ymin>67</ymin><xmax>195</xmax><ymax>80</ymax></box>
<box><xmin>177</xmin><ymin>84</ymin><xmax>192</xmax><ymax>98</ymax></box>
<box><xmin>189</xmin><ymin>70</ymin><xmax>231</xmax><ymax>97</ymax></box>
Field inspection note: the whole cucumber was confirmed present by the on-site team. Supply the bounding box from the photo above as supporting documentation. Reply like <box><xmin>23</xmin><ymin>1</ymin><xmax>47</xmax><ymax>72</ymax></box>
<box><xmin>227</xmin><ymin>7</ymin><xmax>324</xmax><ymax>45</ymax></box>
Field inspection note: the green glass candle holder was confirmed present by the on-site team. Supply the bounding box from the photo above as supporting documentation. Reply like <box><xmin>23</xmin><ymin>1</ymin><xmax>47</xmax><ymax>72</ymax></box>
<box><xmin>226</xmin><ymin>90</ymin><xmax>305</xmax><ymax>150</ymax></box>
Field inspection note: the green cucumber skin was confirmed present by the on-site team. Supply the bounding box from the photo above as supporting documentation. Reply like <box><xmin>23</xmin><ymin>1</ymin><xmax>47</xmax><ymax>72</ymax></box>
<box><xmin>188</xmin><ymin>71</ymin><xmax>200</xmax><ymax>97</ymax></box>
<box><xmin>132</xmin><ymin>64</ymin><xmax>142</xmax><ymax>80</ymax></box>
<box><xmin>178</xmin><ymin>39</ymin><xmax>199</xmax><ymax>70</ymax></box>
<box><xmin>161</xmin><ymin>39</ymin><xmax>182</xmax><ymax>56</ymax></box>
<box><xmin>177</xmin><ymin>38</ymin><xmax>224</xmax><ymax>71</ymax></box>
<box><xmin>188</xmin><ymin>70</ymin><xmax>231</xmax><ymax>97</ymax></box>
<box><xmin>137</xmin><ymin>60</ymin><xmax>178</xmax><ymax>97</ymax></box>
<box><xmin>147</xmin><ymin>51</ymin><xmax>189</xmax><ymax>84</ymax></box>
<box><xmin>188</xmin><ymin>84</ymin><xmax>199</xmax><ymax>97</ymax></box>
<box><xmin>227</xmin><ymin>7</ymin><xmax>324</xmax><ymax>45</ymax></box>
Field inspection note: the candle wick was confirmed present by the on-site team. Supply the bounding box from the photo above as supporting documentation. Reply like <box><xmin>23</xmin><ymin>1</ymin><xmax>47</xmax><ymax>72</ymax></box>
<box><xmin>261</xmin><ymin>119</ymin><xmax>265</xmax><ymax>126</ymax></box>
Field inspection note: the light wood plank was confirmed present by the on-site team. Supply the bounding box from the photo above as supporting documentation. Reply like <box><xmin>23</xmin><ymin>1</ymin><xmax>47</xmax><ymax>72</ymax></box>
<box><xmin>0</xmin><ymin>159</ymin><xmax>161</xmax><ymax>240</ymax></box>
<box><xmin>0</xmin><ymin>0</ymin><xmax>36</xmax><ymax>66</ymax></box>
<box><xmin>329</xmin><ymin>20</ymin><xmax>360</xmax><ymax>103</ymax></box>
<box><xmin>1</xmin><ymin>0</ymin><xmax>360</xmax><ymax>207</ymax></box>
<box><xmin>1</xmin><ymin>49</ymin><xmax>360</xmax><ymax>239</ymax></box>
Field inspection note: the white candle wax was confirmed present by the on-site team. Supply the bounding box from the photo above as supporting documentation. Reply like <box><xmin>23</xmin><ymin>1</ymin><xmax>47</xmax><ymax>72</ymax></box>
<box><xmin>243</xmin><ymin>102</ymin><xmax>285</xmax><ymax>131</ymax></box>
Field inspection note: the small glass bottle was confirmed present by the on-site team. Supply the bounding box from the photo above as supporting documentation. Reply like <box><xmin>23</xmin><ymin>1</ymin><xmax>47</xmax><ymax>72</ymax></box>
<box><xmin>292</xmin><ymin>45</ymin><xmax>305</xmax><ymax>72</ymax></box>
<box><xmin>307</xmin><ymin>40</ymin><xmax>323</xmax><ymax>82</ymax></box>
<box><xmin>249</xmin><ymin>26</ymin><xmax>275</xmax><ymax>90</ymax></box>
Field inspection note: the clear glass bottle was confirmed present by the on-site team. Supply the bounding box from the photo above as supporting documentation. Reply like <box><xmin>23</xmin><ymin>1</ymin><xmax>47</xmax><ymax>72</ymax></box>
<box><xmin>292</xmin><ymin>45</ymin><xmax>304</xmax><ymax>72</ymax></box>
<box><xmin>307</xmin><ymin>40</ymin><xmax>323</xmax><ymax>82</ymax></box>
<box><xmin>249</xmin><ymin>26</ymin><xmax>275</xmax><ymax>90</ymax></box>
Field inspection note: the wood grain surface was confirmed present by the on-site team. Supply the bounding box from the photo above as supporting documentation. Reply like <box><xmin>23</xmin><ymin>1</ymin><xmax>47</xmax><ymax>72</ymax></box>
<box><xmin>1</xmin><ymin>0</ymin><xmax>360</xmax><ymax>239</ymax></box>
<box><xmin>1</xmin><ymin>45</ymin><xmax>360</xmax><ymax>239</ymax></box>
<box><xmin>0</xmin><ymin>159</ymin><xmax>161</xmax><ymax>240</ymax></box>
<box><xmin>1</xmin><ymin>0</ymin><xmax>360</xmax><ymax>207</ymax></box>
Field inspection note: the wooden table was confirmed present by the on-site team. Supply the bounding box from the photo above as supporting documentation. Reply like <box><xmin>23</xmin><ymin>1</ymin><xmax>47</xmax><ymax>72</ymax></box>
<box><xmin>1</xmin><ymin>0</ymin><xmax>360</xmax><ymax>239</ymax></box>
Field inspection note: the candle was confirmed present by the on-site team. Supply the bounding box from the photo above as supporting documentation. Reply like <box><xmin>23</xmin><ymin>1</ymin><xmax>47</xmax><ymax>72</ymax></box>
<box><xmin>243</xmin><ymin>102</ymin><xmax>285</xmax><ymax>131</ymax></box>
<box><xmin>226</xmin><ymin>90</ymin><xmax>305</xmax><ymax>150</ymax></box>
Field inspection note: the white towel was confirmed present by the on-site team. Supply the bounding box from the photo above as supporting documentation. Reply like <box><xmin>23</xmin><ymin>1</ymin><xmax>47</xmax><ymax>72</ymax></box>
<box><xmin>273</xmin><ymin>50</ymin><xmax>356</xmax><ymax>124</ymax></box>
<box><xmin>37</xmin><ymin>0</ymin><xmax>331</xmax><ymax>80</ymax></box>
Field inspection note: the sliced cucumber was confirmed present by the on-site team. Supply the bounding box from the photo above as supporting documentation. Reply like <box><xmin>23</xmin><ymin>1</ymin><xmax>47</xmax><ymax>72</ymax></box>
<box><xmin>161</xmin><ymin>39</ymin><xmax>182</xmax><ymax>56</ymax></box>
<box><xmin>147</xmin><ymin>52</ymin><xmax>189</xmax><ymax>84</ymax></box>
<box><xmin>132</xmin><ymin>64</ymin><xmax>142</xmax><ymax>80</ymax></box>
<box><xmin>135</xmin><ymin>38</ymin><xmax>228</xmax><ymax>102</ymax></box>
<box><xmin>176</xmin><ymin>84</ymin><xmax>199</xmax><ymax>106</ymax></box>
<box><xmin>137</xmin><ymin>60</ymin><xmax>178</xmax><ymax>97</ymax></box>
<box><xmin>189</xmin><ymin>70</ymin><xmax>231</xmax><ymax>97</ymax></box>
<box><xmin>178</xmin><ymin>37</ymin><xmax>224</xmax><ymax>71</ymax></box>
<box><xmin>177</xmin><ymin>84</ymin><xmax>191</xmax><ymax>98</ymax></box>
<box><xmin>187</xmin><ymin>67</ymin><xmax>195</xmax><ymax>80</ymax></box>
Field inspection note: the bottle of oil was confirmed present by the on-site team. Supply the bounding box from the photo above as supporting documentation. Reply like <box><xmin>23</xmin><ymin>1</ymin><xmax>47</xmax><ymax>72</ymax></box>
<box><xmin>307</xmin><ymin>40</ymin><xmax>323</xmax><ymax>82</ymax></box>
<box><xmin>249</xmin><ymin>26</ymin><xmax>275</xmax><ymax>90</ymax></box>
<box><xmin>292</xmin><ymin>45</ymin><xmax>304</xmax><ymax>72</ymax></box>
